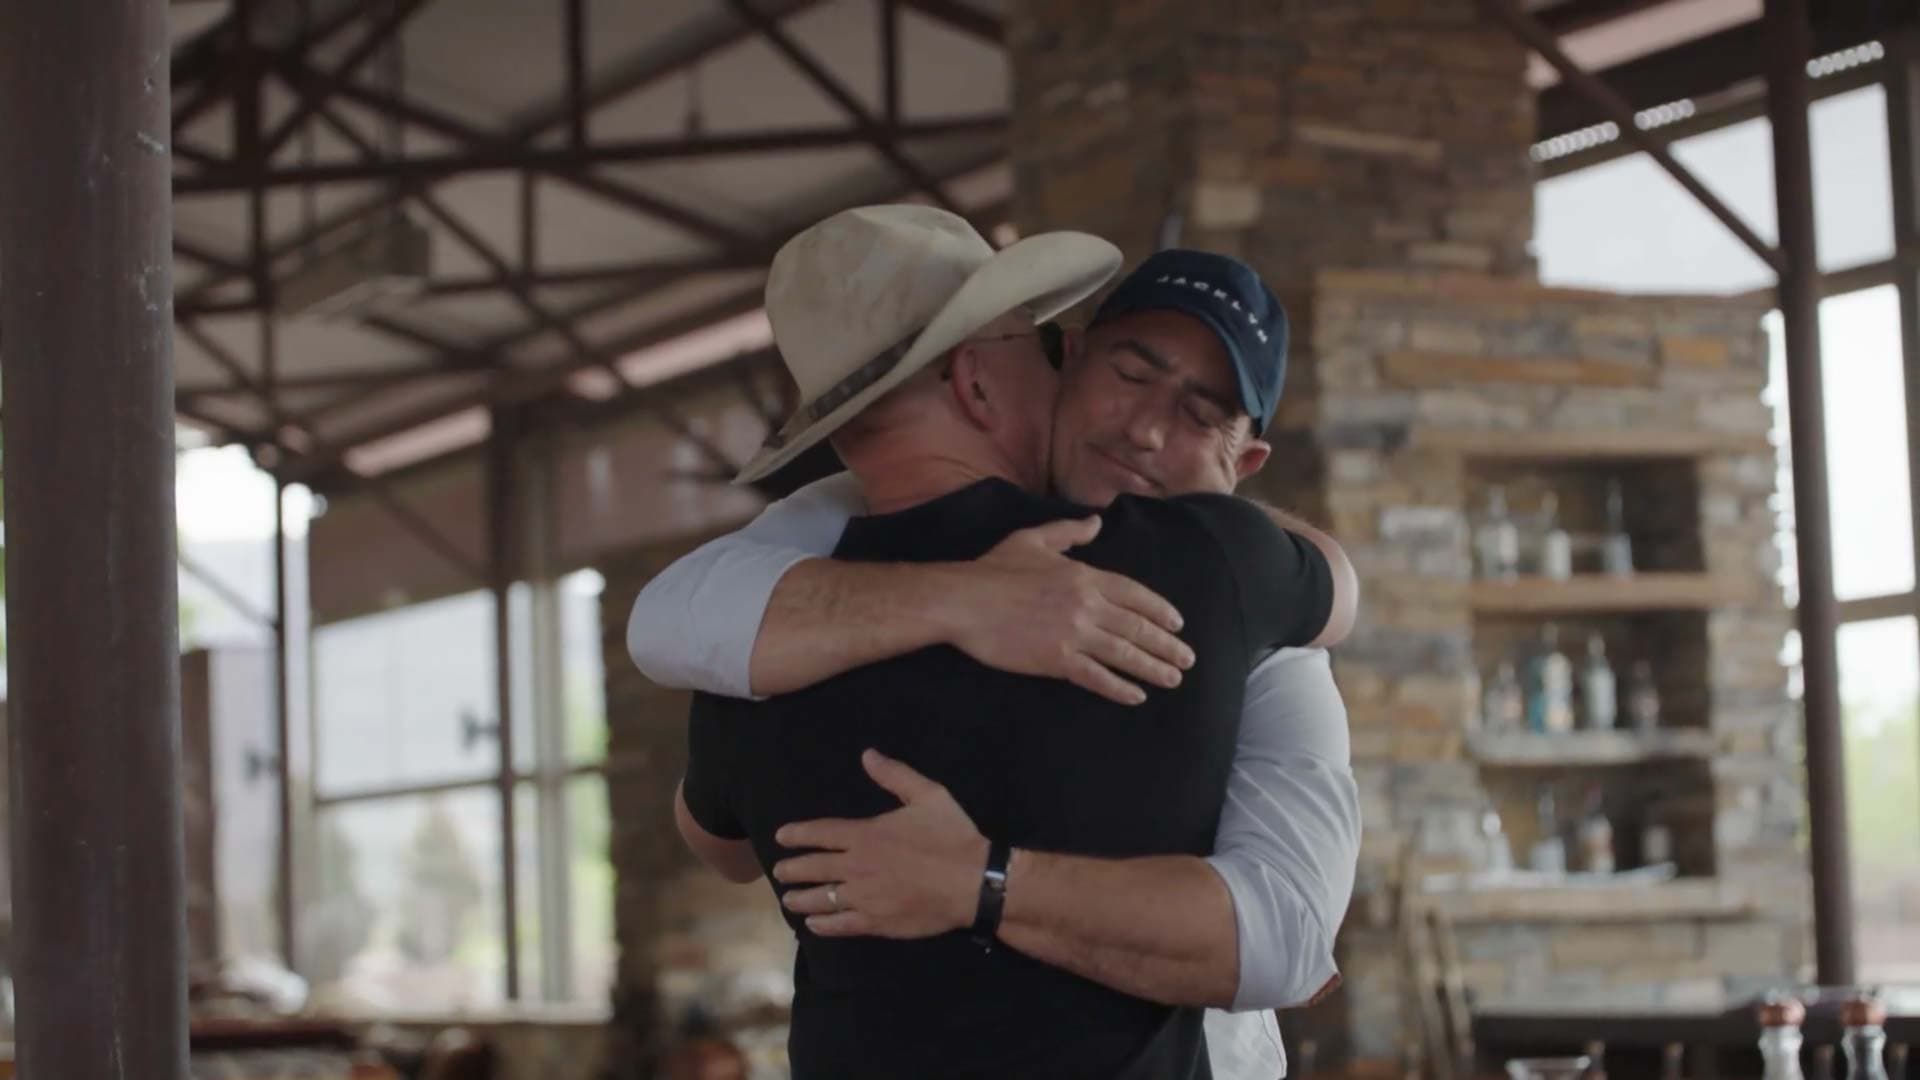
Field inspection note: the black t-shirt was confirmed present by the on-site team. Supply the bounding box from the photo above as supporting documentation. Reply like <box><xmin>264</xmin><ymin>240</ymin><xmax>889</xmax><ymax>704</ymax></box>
<box><xmin>682</xmin><ymin>478</ymin><xmax>1333</xmax><ymax>1080</ymax></box>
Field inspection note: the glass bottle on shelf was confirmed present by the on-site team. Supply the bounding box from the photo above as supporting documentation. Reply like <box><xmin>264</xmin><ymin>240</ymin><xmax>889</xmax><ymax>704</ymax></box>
<box><xmin>1601</xmin><ymin>478</ymin><xmax>1634</xmax><ymax>576</ymax></box>
<box><xmin>1640</xmin><ymin>818</ymin><xmax>1673</xmax><ymax>868</ymax></box>
<box><xmin>1757</xmin><ymin>994</ymin><xmax>1807</xmax><ymax>1080</ymax></box>
<box><xmin>1539</xmin><ymin>492</ymin><xmax>1573</xmax><ymax>580</ymax></box>
<box><xmin>1477</xmin><ymin>485</ymin><xmax>1521</xmax><ymax>581</ymax></box>
<box><xmin>1525</xmin><ymin>624</ymin><xmax>1575</xmax><ymax>735</ymax></box>
<box><xmin>1842</xmin><ymin>993</ymin><xmax>1891</xmax><ymax>1080</ymax></box>
<box><xmin>1577</xmin><ymin>784</ymin><xmax>1615</xmax><ymax>875</ymax></box>
<box><xmin>1584</xmin><ymin>1041</ymin><xmax>1608</xmax><ymax>1080</ymax></box>
<box><xmin>1529</xmin><ymin>787</ymin><xmax>1566</xmax><ymax>875</ymax></box>
<box><xmin>1580</xmin><ymin>634</ymin><xmax>1618</xmax><ymax>731</ymax></box>
<box><xmin>1483</xmin><ymin>661</ymin><xmax>1524</xmax><ymax>732</ymax></box>
<box><xmin>1481</xmin><ymin>802</ymin><xmax>1513</xmax><ymax>874</ymax></box>
<box><xmin>1660</xmin><ymin>1042</ymin><xmax>1685</xmax><ymax>1080</ymax></box>
<box><xmin>1626</xmin><ymin>659</ymin><xmax>1661</xmax><ymax>733</ymax></box>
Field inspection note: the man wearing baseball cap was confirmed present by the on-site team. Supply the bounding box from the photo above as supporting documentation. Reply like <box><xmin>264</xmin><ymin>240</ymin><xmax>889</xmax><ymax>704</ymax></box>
<box><xmin>656</xmin><ymin>208</ymin><xmax>1358</xmax><ymax>1078</ymax></box>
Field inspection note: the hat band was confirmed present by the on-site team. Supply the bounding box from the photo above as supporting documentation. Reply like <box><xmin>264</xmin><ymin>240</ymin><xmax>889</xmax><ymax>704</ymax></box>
<box><xmin>759</xmin><ymin>332</ymin><xmax>918</xmax><ymax>452</ymax></box>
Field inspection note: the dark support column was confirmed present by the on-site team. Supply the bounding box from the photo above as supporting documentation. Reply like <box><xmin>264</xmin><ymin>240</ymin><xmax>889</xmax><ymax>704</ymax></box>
<box><xmin>1766</xmin><ymin>0</ymin><xmax>1855</xmax><ymax>986</ymax></box>
<box><xmin>566</xmin><ymin>0</ymin><xmax>588</xmax><ymax>149</ymax></box>
<box><xmin>1886</xmin><ymin>36</ymin><xmax>1920</xmax><ymax>833</ymax></box>
<box><xmin>272</xmin><ymin>470</ymin><xmax>298</xmax><ymax>969</ymax></box>
<box><xmin>0</xmin><ymin>3</ymin><xmax>188</xmax><ymax>1078</ymax></box>
<box><xmin>488</xmin><ymin>409</ymin><xmax>523</xmax><ymax>999</ymax></box>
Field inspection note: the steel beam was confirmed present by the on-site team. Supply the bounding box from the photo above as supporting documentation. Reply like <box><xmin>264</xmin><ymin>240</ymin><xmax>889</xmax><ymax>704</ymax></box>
<box><xmin>565</xmin><ymin>0</ymin><xmax>588</xmax><ymax>148</ymax></box>
<box><xmin>500</xmin><ymin>0</ymin><xmax>829</xmax><ymax>143</ymax></box>
<box><xmin>897</xmin><ymin>0</ymin><xmax>1002</xmax><ymax>45</ymax></box>
<box><xmin>1767</xmin><ymin>0</ymin><xmax>1855</xmax><ymax>986</ymax></box>
<box><xmin>1478</xmin><ymin>0</ymin><xmax>1785</xmax><ymax>272</ymax></box>
<box><xmin>0</xmin><ymin>3</ymin><xmax>188</xmax><ymax>1078</ymax></box>
<box><xmin>1538</xmin><ymin>9</ymin><xmax>1917</xmax><ymax>141</ymax></box>
<box><xmin>279</xmin><ymin>169</ymin><xmax>1002</xmax><ymax>480</ymax></box>
<box><xmin>257</xmin><ymin>0</ymin><xmax>433</xmax><ymax>162</ymax></box>
<box><xmin>277</xmin><ymin>61</ymin><xmax>756</xmax><ymax>252</ymax></box>
<box><xmin>179</xmin><ymin>363</ymin><xmax>462</xmax><ymax>398</ymax></box>
<box><xmin>882</xmin><ymin>0</ymin><xmax>902</xmax><ymax>127</ymax></box>
<box><xmin>1885</xmin><ymin>31</ymin><xmax>1920</xmax><ymax>870</ymax></box>
<box><xmin>174</xmin><ymin>113</ymin><xmax>1005</xmax><ymax>194</ymax></box>
<box><xmin>727</xmin><ymin>0</ymin><xmax>962</xmax><ymax>215</ymax></box>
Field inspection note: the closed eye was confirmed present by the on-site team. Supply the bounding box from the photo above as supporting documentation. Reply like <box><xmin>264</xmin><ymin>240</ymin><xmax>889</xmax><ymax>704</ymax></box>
<box><xmin>1110</xmin><ymin>360</ymin><xmax>1151</xmax><ymax>385</ymax></box>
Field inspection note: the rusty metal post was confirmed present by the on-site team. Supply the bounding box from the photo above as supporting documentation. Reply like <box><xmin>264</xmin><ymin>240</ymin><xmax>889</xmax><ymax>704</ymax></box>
<box><xmin>488</xmin><ymin>408</ymin><xmax>523</xmax><ymax>999</ymax></box>
<box><xmin>0</xmin><ymin>1</ymin><xmax>189</xmax><ymax>1077</ymax></box>
<box><xmin>1766</xmin><ymin>0</ymin><xmax>1855</xmax><ymax>986</ymax></box>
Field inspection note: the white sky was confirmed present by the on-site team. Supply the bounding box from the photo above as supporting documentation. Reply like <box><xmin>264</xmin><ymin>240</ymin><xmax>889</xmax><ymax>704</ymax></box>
<box><xmin>176</xmin><ymin>444</ymin><xmax>315</xmax><ymax>543</ymax></box>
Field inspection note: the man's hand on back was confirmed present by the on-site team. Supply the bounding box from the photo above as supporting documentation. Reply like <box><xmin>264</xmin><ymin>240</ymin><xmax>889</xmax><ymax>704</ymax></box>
<box><xmin>934</xmin><ymin>517</ymin><xmax>1194</xmax><ymax>705</ymax></box>
<box><xmin>774</xmin><ymin>749</ymin><xmax>986</xmax><ymax>938</ymax></box>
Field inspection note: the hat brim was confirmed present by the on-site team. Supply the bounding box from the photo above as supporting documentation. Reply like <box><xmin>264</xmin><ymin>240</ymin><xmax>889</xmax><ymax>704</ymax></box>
<box><xmin>733</xmin><ymin>231</ymin><xmax>1122</xmax><ymax>485</ymax></box>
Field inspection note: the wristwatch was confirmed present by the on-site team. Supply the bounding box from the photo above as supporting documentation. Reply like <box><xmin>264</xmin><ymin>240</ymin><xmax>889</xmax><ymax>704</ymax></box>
<box><xmin>969</xmin><ymin>839</ymin><xmax>1012</xmax><ymax>950</ymax></box>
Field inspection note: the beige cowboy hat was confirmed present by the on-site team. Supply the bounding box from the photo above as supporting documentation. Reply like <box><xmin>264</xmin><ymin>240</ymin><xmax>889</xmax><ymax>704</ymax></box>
<box><xmin>734</xmin><ymin>204</ymin><xmax>1123</xmax><ymax>484</ymax></box>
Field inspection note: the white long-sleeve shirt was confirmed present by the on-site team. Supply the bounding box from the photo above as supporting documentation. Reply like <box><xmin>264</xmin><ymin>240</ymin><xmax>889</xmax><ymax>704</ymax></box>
<box><xmin>628</xmin><ymin>472</ymin><xmax>1360</xmax><ymax>1080</ymax></box>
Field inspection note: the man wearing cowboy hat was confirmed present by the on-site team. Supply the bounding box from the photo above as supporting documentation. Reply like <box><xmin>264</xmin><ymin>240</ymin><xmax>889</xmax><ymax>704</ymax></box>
<box><xmin>665</xmin><ymin>205</ymin><xmax>1353</xmax><ymax>1079</ymax></box>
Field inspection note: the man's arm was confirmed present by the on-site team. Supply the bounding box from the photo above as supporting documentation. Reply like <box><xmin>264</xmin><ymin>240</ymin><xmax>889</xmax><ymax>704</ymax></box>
<box><xmin>629</xmin><ymin>471</ymin><xmax>1196</xmax><ymax>705</ymax></box>
<box><xmin>1205</xmin><ymin>648</ymin><xmax>1357</xmax><ymax>1009</ymax></box>
<box><xmin>750</xmin><ymin>517</ymin><xmax>1191</xmax><ymax>702</ymax></box>
<box><xmin>1254</xmin><ymin>506</ymin><xmax>1359</xmax><ymax>648</ymax></box>
<box><xmin>674</xmin><ymin>781</ymin><xmax>761</xmax><ymax>884</ymax></box>
<box><xmin>628</xmin><ymin>471</ymin><xmax>865</xmax><ymax>697</ymax></box>
<box><xmin>771</xmin><ymin>651</ymin><xmax>1360</xmax><ymax>1010</ymax></box>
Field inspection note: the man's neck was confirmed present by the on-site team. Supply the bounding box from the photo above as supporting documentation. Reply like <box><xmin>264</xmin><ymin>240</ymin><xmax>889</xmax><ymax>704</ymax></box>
<box><xmin>847</xmin><ymin>432</ymin><xmax>1036</xmax><ymax>516</ymax></box>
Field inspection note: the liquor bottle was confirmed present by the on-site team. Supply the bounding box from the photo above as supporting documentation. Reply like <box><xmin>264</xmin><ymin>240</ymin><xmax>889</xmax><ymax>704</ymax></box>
<box><xmin>1481</xmin><ymin>803</ymin><xmax>1514</xmax><ymax>874</ymax></box>
<box><xmin>1525</xmin><ymin>624</ymin><xmax>1575</xmax><ymax>734</ymax></box>
<box><xmin>1529</xmin><ymin>787</ymin><xmax>1566</xmax><ymax>874</ymax></box>
<box><xmin>1842</xmin><ymin>993</ymin><xmax>1891</xmax><ymax>1080</ymax></box>
<box><xmin>1577</xmin><ymin>784</ymin><xmax>1615</xmax><ymax>875</ymax></box>
<box><xmin>1757</xmin><ymin>995</ymin><xmax>1807</xmax><ymax>1080</ymax></box>
<box><xmin>1476</xmin><ymin>485</ymin><xmax>1521</xmax><ymax>581</ymax></box>
<box><xmin>1580</xmin><ymin>634</ymin><xmax>1618</xmax><ymax>731</ymax></box>
<box><xmin>1626</xmin><ymin>659</ymin><xmax>1661</xmax><ymax>733</ymax></box>
<box><xmin>1539</xmin><ymin>492</ymin><xmax>1573</xmax><ymax>580</ymax></box>
<box><xmin>1483</xmin><ymin>661</ymin><xmax>1524</xmax><ymax>732</ymax></box>
<box><xmin>1641</xmin><ymin>820</ymin><xmax>1673</xmax><ymax>868</ymax></box>
<box><xmin>1660</xmin><ymin>1042</ymin><xmax>1686</xmax><ymax>1080</ymax></box>
<box><xmin>1601</xmin><ymin>478</ymin><xmax>1634</xmax><ymax>576</ymax></box>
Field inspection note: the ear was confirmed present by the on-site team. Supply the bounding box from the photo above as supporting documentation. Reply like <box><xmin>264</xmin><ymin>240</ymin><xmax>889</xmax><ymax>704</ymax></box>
<box><xmin>944</xmin><ymin>345</ymin><xmax>998</xmax><ymax>432</ymax></box>
<box><xmin>1234</xmin><ymin>436</ymin><xmax>1272</xmax><ymax>481</ymax></box>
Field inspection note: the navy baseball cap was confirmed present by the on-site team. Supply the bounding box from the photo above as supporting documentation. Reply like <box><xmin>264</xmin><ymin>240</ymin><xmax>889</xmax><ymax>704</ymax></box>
<box><xmin>1091</xmin><ymin>250</ymin><xmax>1288</xmax><ymax>433</ymax></box>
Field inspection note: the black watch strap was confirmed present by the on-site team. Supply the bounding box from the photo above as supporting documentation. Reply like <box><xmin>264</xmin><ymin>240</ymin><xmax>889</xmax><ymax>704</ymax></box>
<box><xmin>969</xmin><ymin>840</ymin><xmax>1012</xmax><ymax>949</ymax></box>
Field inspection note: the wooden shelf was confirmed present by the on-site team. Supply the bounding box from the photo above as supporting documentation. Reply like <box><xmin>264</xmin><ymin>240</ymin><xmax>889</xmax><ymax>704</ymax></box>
<box><xmin>1470</xmin><ymin>572</ymin><xmax>1749</xmax><ymax>615</ymax></box>
<box><xmin>1466</xmin><ymin>728</ymin><xmax>1716</xmax><ymax>766</ymax></box>
<box><xmin>1423</xmin><ymin>878</ymin><xmax>1753</xmax><ymax>925</ymax></box>
<box><xmin>1417</xmin><ymin>428</ymin><xmax>1770</xmax><ymax>461</ymax></box>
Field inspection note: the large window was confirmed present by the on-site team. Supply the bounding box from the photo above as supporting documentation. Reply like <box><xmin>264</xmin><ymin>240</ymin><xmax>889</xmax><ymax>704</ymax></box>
<box><xmin>1537</xmin><ymin>69</ymin><xmax>1918</xmax><ymax>980</ymax></box>
<box><xmin>1838</xmin><ymin>616</ymin><xmax>1920</xmax><ymax>983</ymax></box>
<box><xmin>303</xmin><ymin>569</ymin><xmax>611</xmax><ymax>1008</ymax></box>
<box><xmin>1535</xmin><ymin>86</ymin><xmax>1893</xmax><ymax>294</ymax></box>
